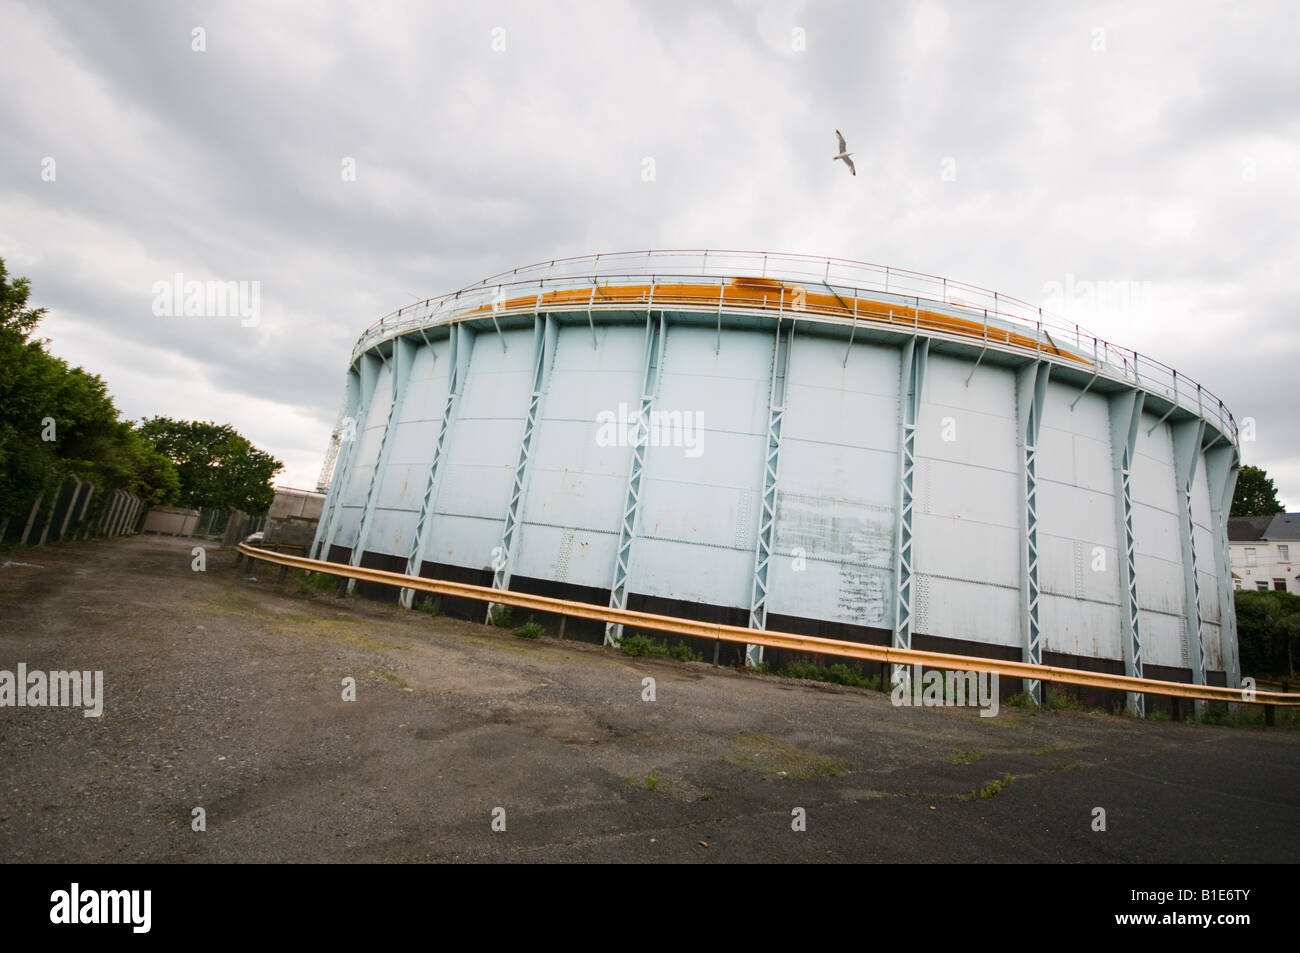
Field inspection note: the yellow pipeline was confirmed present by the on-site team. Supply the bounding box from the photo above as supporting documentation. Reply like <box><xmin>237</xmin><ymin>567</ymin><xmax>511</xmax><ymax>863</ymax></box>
<box><xmin>239</xmin><ymin>544</ymin><xmax>1299</xmax><ymax>708</ymax></box>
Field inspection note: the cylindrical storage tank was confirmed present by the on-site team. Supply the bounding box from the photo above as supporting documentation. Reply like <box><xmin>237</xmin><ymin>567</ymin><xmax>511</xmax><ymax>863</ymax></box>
<box><xmin>312</xmin><ymin>251</ymin><xmax>1242</xmax><ymax>706</ymax></box>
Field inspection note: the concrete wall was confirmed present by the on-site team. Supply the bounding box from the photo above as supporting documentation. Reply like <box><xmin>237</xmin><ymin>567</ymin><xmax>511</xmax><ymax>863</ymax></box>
<box><xmin>268</xmin><ymin>489</ymin><xmax>325</xmax><ymax>520</ymax></box>
<box><xmin>141</xmin><ymin>507</ymin><xmax>200</xmax><ymax>536</ymax></box>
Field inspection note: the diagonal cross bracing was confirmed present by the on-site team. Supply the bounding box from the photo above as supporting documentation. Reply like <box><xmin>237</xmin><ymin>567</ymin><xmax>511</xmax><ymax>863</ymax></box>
<box><xmin>891</xmin><ymin>337</ymin><xmax>930</xmax><ymax>684</ymax></box>
<box><xmin>314</xmin><ymin>356</ymin><xmax>378</xmax><ymax>563</ymax></box>
<box><xmin>1109</xmin><ymin>390</ymin><xmax>1146</xmax><ymax>715</ymax></box>
<box><xmin>400</xmin><ymin>325</ymin><xmax>471</xmax><ymax>608</ymax></box>
<box><xmin>487</xmin><ymin>315</ymin><xmax>556</xmax><ymax>621</ymax></box>
<box><xmin>347</xmin><ymin>339</ymin><xmax>415</xmax><ymax>592</ymax></box>
<box><xmin>1172</xmin><ymin>417</ymin><xmax>1207</xmax><ymax>696</ymax></box>
<box><xmin>746</xmin><ymin>321</ymin><xmax>794</xmax><ymax>666</ymax></box>
<box><xmin>1016</xmin><ymin>361</ymin><xmax>1051</xmax><ymax>705</ymax></box>
<box><xmin>605</xmin><ymin>313</ymin><xmax>665</xmax><ymax>646</ymax></box>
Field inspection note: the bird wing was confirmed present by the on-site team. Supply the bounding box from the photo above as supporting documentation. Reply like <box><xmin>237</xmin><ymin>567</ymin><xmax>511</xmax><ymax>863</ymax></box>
<box><xmin>843</xmin><ymin>155</ymin><xmax>856</xmax><ymax>176</ymax></box>
<box><xmin>835</xmin><ymin>129</ymin><xmax>847</xmax><ymax>153</ymax></box>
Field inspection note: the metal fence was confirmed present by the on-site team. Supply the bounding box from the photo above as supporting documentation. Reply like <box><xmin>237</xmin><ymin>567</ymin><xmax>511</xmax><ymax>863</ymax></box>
<box><xmin>349</xmin><ymin>249</ymin><xmax>1237</xmax><ymax>444</ymax></box>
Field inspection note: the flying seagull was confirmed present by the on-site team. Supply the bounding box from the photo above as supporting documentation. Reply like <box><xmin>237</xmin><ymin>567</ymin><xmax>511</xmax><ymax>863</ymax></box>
<box><xmin>833</xmin><ymin>129</ymin><xmax>855</xmax><ymax>176</ymax></box>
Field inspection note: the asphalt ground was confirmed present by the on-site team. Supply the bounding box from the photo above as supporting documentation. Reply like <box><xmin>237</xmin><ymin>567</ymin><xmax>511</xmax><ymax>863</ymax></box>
<box><xmin>0</xmin><ymin>534</ymin><xmax>1296</xmax><ymax>863</ymax></box>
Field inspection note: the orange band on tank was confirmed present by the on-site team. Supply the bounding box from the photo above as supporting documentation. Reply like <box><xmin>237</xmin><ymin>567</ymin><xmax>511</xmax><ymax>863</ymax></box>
<box><xmin>462</xmin><ymin>281</ymin><xmax>1091</xmax><ymax>366</ymax></box>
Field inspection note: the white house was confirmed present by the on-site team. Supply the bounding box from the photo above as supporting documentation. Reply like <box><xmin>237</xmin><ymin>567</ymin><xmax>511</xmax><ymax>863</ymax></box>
<box><xmin>1229</xmin><ymin>513</ymin><xmax>1300</xmax><ymax>594</ymax></box>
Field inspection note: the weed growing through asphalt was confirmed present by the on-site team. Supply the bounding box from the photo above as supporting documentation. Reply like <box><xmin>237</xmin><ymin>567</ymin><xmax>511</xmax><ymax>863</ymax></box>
<box><xmin>727</xmin><ymin>732</ymin><xmax>852</xmax><ymax>780</ymax></box>
<box><xmin>619</xmin><ymin>633</ymin><xmax>702</xmax><ymax>662</ymax></box>
<box><xmin>513</xmin><ymin>618</ymin><xmax>544</xmax><ymax>640</ymax></box>
<box><xmin>781</xmin><ymin>659</ymin><xmax>880</xmax><ymax>690</ymax></box>
<box><xmin>961</xmin><ymin>773</ymin><xmax>1014</xmax><ymax>801</ymax></box>
<box><xmin>1046</xmin><ymin>691</ymin><xmax>1086</xmax><ymax>711</ymax></box>
<box><xmin>296</xmin><ymin>570</ymin><xmax>339</xmax><ymax>595</ymax></box>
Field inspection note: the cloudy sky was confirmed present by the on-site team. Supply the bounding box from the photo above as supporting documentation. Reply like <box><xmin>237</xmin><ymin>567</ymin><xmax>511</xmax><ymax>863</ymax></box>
<box><xmin>1</xmin><ymin>0</ymin><xmax>1296</xmax><ymax>504</ymax></box>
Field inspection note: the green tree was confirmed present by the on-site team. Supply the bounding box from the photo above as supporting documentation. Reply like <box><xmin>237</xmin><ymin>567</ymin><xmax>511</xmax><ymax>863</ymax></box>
<box><xmin>0</xmin><ymin>257</ymin><xmax>46</xmax><ymax>340</ymax></box>
<box><xmin>0</xmin><ymin>258</ymin><xmax>56</xmax><ymax>513</ymax></box>
<box><xmin>138</xmin><ymin>417</ymin><xmax>282</xmax><ymax>513</ymax></box>
<box><xmin>1232</xmin><ymin>465</ymin><xmax>1285</xmax><ymax>517</ymax></box>
<box><xmin>0</xmin><ymin>257</ymin><xmax>181</xmax><ymax>516</ymax></box>
<box><xmin>1235</xmin><ymin>589</ymin><xmax>1299</xmax><ymax>679</ymax></box>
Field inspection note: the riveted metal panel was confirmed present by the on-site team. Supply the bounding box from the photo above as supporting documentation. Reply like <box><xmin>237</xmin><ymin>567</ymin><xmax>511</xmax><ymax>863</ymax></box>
<box><xmin>1039</xmin><ymin>383</ymin><xmax>1113</xmax><ymax>490</ymax></box>
<box><xmin>917</xmin><ymin>461</ymin><xmax>1020</xmax><ymax>530</ymax></box>
<box><xmin>1130</xmin><ymin>503</ymin><xmax>1182</xmax><ymax>565</ymax></box>
<box><xmin>1037</xmin><ymin>484</ymin><xmax>1117</xmax><ymax>551</ymax></box>
<box><xmin>365</xmin><ymin>506</ymin><xmax>415</xmax><ymax>557</ymax></box>
<box><xmin>377</xmin><ymin>463</ymin><xmax>422</xmax><ymax>516</ymax></box>
<box><xmin>515</xmin><ymin>324</ymin><xmax>643</xmax><ymax>582</ymax></box>
<box><xmin>1041</xmin><ymin>593</ymin><xmax>1123</xmax><ymax>659</ymax></box>
<box><xmin>919</xmin><ymin>355</ymin><xmax>1018</xmax><ymax>473</ymax></box>
<box><xmin>1039</xmin><ymin>532</ymin><xmax>1114</xmax><ymax>601</ymax></box>
<box><xmin>387</xmin><ymin>414</ymin><xmax>441</xmax><ymax>468</ymax></box>
<box><xmin>396</xmin><ymin>343</ymin><xmax>449</xmax><ymax>426</ymax></box>
<box><xmin>422</xmin><ymin>513</ymin><xmax>501</xmax><ymax>571</ymax></box>
<box><xmin>628</xmin><ymin>326</ymin><xmax>769</xmax><ymax>610</ymax></box>
<box><xmin>513</xmin><ymin>524</ymin><xmax>613</xmax><ymax>588</ymax></box>
<box><xmin>1140</xmin><ymin>611</ymin><xmax>1186</xmax><ymax>668</ymax></box>
<box><xmin>519</xmin><ymin>456</ymin><xmax>626</xmax><ymax>530</ymax></box>
<box><xmin>913</xmin><ymin>514</ymin><xmax>1021</xmax><ymax>588</ymax></box>
<box><xmin>773</xmin><ymin>339</ymin><xmax>900</xmax><ymax>626</ymax></box>
<box><xmin>640</xmin><ymin>466</ymin><xmax>761</xmax><ymax>549</ymax></box>
<box><xmin>330</xmin><ymin>512</ymin><xmax>362</xmax><ymax>550</ymax></box>
<box><xmin>544</xmin><ymin>325</ymin><xmax>645</xmax><ymax>419</ymax></box>
<box><xmin>436</xmin><ymin>463</ymin><xmax>515</xmax><ymax>522</ymax></box>
<box><xmin>771</xmin><ymin>338</ymin><xmax>901</xmax><ymax>627</ymax></box>
<box><xmin>1134</xmin><ymin>552</ymin><xmax>1188</xmax><ymax>615</ymax></box>
<box><xmin>634</xmin><ymin>537</ymin><xmax>753</xmax><ymax>606</ymax></box>
<box><xmin>768</xmin><ymin>549</ymin><xmax>891</xmax><ymax>626</ymax></box>
<box><xmin>925</xmin><ymin>576</ymin><xmax>1020</xmax><ymax>646</ymax></box>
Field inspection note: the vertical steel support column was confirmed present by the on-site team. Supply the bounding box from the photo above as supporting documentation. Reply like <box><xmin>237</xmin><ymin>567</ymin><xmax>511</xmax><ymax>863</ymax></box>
<box><xmin>1172</xmin><ymin>416</ymin><xmax>1208</xmax><ymax>710</ymax></box>
<box><xmin>605</xmin><ymin>312</ymin><xmax>665</xmax><ymax>646</ymax></box>
<box><xmin>487</xmin><ymin>315</ymin><xmax>557</xmax><ymax>620</ymax></box>
<box><xmin>401</xmin><ymin>325</ymin><xmax>473</xmax><ymax>607</ymax></box>
<box><xmin>891</xmin><ymin>337</ymin><xmax>929</xmax><ymax>681</ymax></box>
<box><xmin>1108</xmin><ymin>390</ymin><xmax>1147</xmax><ymax>715</ymax></box>
<box><xmin>1205</xmin><ymin>441</ymin><xmax>1241</xmax><ymax>694</ymax></box>
<box><xmin>316</xmin><ymin>354</ymin><xmax>381</xmax><ymax>564</ymax></box>
<box><xmin>347</xmin><ymin>339</ymin><xmax>416</xmax><ymax>591</ymax></box>
<box><xmin>746</xmin><ymin>321</ymin><xmax>793</xmax><ymax>666</ymax></box>
<box><xmin>1016</xmin><ymin>361</ymin><xmax>1051</xmax><ymax>705</ymax></box>
<box><xmin>311</xmin><ymin>369</ymin><xmax>363</xmax><ymax>559</ymax></box>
